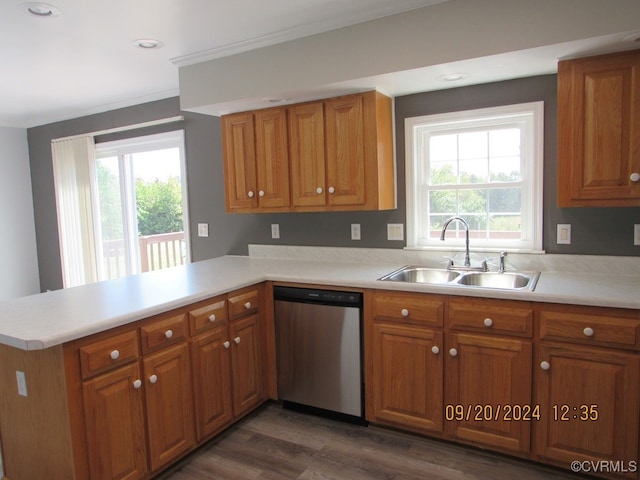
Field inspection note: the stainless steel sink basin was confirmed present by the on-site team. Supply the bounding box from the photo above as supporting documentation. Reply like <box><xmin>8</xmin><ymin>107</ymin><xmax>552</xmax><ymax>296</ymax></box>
<box><xmin>454</xmin><ymin>271</ymin><xmax>540</xmax><ymax>290</ymax></box>
<box><xmin>379</xmin><ymin>267</ymin><xmax>461</xmax><ymax>284</ymax></box>
<box><xmin>379</xmin><ymin>266</ymin><xmax>540</xmax><ymax>291</ymax></box>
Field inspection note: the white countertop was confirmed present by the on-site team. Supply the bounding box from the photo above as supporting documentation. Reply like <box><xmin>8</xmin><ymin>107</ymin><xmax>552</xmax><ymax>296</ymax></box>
<box><xmin>1</xmin><ymin>253</ymin><xmax>639</xmax><ymax>351</ymax></box>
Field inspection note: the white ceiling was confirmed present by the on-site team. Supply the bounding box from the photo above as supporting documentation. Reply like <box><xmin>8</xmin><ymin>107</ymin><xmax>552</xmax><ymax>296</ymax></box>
<box><xmin>1</xmin><ymin>0</ymin><xmax>639</xmax><ymax>128</ymax></box>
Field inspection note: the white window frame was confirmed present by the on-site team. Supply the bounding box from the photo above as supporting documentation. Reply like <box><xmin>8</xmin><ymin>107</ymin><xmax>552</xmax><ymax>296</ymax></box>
<box><xmin>92</xmin><ymin>130</ymin><xmax>190</xmax><ymax>279</ymax></box>
<box><xmin>405</xmin><ymin>102</ymin><xmax>544</xmax><ymax>253</ymax></box>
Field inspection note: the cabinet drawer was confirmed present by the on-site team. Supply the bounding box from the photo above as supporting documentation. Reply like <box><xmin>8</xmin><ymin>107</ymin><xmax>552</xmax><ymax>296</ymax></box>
<box><xmin>79</xmin><ymin>330</ymin><xmax>139</xmax><ymax>379</ymax></box>
<box><xmin>189</xmin><ymin>297</ymin><xmax>227</xmax><ymax>335</ymax></box>
<box><xmin>228</xmin><ymin>289</ymin><xmax>259</xmax><ymax>320</ymax></box>
<box><xmin>372</xmin><ymin>291</ymin><xmax>444</xmax><ymax>327</ymax></box>
<box><xmin>540</xmin><ymin>310</ymin><xmax>640</xmax><ymax>350</ymax></box>
<box><xmin>141</xmin><ymin>313</ymin><xmax>188</xmax><ymax>353</ymax></box>
<box><xmin>448</xmin><ymin>298</ymin><xmax>533</xmax><ymax>337</ymax></box>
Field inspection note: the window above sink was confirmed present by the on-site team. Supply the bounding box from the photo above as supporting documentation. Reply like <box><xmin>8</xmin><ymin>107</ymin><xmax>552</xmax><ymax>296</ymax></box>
<box><xmin>404</xmin><ymin>102</ymin><xmax>544</xmax><ymax>253</ymax></box>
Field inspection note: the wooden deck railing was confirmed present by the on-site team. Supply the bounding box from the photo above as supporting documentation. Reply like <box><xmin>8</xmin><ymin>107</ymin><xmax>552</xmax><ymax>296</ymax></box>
<box><xmin>139</xmin><ymin>231</ymin><xmax>186</xmax><ymax>272</ymax></box>
<box><xmin>102</xmin><ymin>232</ymin><xmax>186</xmax><ymax>279</ymax></box>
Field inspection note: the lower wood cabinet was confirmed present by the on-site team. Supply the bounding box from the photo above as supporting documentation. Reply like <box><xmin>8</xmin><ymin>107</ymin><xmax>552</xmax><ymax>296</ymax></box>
<box><xmin>191</xmin><ymin>325</ymin><xmax>233</xmax><ymax>440</ymax></box>
<box><xmin>190</xmin><ymin>302</ymin><xmax>265</xmax><ymax>442</ymax></box>
<box><xmin>366</xmin><ymin>289</ymin><xmax>640</xmax><ymax>480</ymax></box>
<box><xmin>535</xmin><ymin>342</ymin><xmax>640</xmax><ymax>477</ymax></box>
<box><xmin>82</xmin><ymin>362</ymin><xmax>148</xmax><ymax>480</ymax></box>
<box><xmin>143</xmin><ymin>342</ymin><xmax>195</xmax><ymax>472</ymax></box>
<box><xmin>0</xmin><ymin>282</ymin><xmax>271</xmax><ymax>480</ymax></box>
<box><xmin>370</xmin><ymin>322</ymin><xmax>444</xmax><ymax>433</ymax></box>
<box><xmin>446</xmin><ymin>332</ymin><xmax>532</xmax><ymax>454</ymax></box>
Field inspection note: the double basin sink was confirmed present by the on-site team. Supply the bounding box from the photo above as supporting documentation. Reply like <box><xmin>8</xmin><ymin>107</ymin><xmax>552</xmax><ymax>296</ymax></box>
<box><xmin>379</xmin><ymin>266</ymin><xmax>540</xmax><ymax>291</ymax></box>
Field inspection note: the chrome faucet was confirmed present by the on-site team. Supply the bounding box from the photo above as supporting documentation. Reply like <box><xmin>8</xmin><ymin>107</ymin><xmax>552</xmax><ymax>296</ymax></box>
<box><xmin>440</xmin><ymin>216</ymin><xmax>487</xmax><ymax>271</ymax></box>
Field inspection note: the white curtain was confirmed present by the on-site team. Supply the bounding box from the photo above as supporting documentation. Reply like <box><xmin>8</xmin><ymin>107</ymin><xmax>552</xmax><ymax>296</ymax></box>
<box><xmin>51</xmin><ymin>137</ymin><xmax>98</xmax><ymax>287</ymax></box>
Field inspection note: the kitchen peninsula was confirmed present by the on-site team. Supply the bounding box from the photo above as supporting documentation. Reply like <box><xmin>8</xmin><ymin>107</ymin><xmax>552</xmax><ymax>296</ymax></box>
<box><xmin>0</xmin><ymin>247</ymin><xmax>639</xmax><ymax>480</ymax></box>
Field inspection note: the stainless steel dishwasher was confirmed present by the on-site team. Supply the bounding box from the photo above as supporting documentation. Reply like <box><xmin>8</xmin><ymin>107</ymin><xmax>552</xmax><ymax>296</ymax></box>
<box><xmin>274</xmin><ymin>286</ymin><xmax>364</xmax><ymax>423</ymax></box>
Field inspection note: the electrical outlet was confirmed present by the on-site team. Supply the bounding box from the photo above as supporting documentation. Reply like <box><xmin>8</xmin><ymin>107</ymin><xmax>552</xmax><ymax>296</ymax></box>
<box><xmin>557</xmin><ymin>224</ymin><xmax>571</xmax><ymax>245</ymax></box>
<box><xmin>197</xmin><ymin>223</ymin><xmax>209</xmax><ymax>237</ymax></box>
<box><xmin>635</xmin><ymin>224</ymin><xmax>640</xmax><ymax>246</ymax></box>
<box><xmin>16</xmin><ymin>371</ymin><xmax>27</xmax><ymax>397</ymax></box>
<box><xmin>387</xmin><ymin>223</ymin><xmax>404</xmax><ymax>241</ymax></box>
<box><xmin>271</xmin><ymin>224</ymin><xmax>280</xmax><ymax>239</ymax></box>
<box><xmin>351</xmin><ymin>224</ymin><xmax>361</xmax><ymax>240</ymax></box>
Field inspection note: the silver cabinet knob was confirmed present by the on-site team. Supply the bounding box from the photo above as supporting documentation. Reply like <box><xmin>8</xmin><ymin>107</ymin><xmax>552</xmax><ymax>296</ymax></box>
<box><xmin>400</xmin><ymin>308</ymin><xmax>409</xmax><ymax>317</ymax></box>
<box><xmin>316</xmin><ymin>187</ymin><xmax>323</xmax><ymax>194</ymax></box>
<box><xmin>165</xmin><ymin>329</ymin><xmax>173</xmax><ymax>339</ymax></box>
<box><xmin>431</xmin><ymin>346</ymin><xmax>440</xmax><ymax>355</ymax></box>
<box><xmin>449</xmin><ymin>348</ymin><xmax>458</xmax><ymax>357</ymax></box>
<box><xmin>328</xmin><ymin>186</ymin><xmax>335</xmax><ymax>194</ymax></box>
<box><xmin>234</xmin><ymin>336</ymin><xmax>241</xmax><ymax>345</ymax></box>
<box><xmin>223</xmin><ymin>341</ymin><xmax>230</xmax><ymax>349</ymax></box>
<box><xmin>132</xmin><ymin>379</ymin><xmax>142</xmax><ymax>389</ymax></box>
<box><xmin>259</xmin><ymin>190</ymin><xmax>265</xmax><ymax>197</ymax></box>
<box><xmin>583</xmin><ymin>327</ymin><xmax>594</xmax><ymax>337</ymax></box>
<box><xmin>630</xmin><ymin>172</ymin><xmax>640</xmax><ymax>182</ymax></box>
<box><xmin>149</xmin><ymin>374</ymin><xmax>158</xmax><ymax>384</ymax></box>
<box><xmin>110</xmin><ymin>350</ymin><xmax>120</xmax><ymax>360</ymax></box>
<box><xmin>247</xmin><ymin>190</ymin><xmax>255</xmax><ymax>198</ymax></box>
<box><xmin>244</xmin><ymin>301</ymin><xmax>252</xmax><ymax>310</ymax></box>
<box><xmin>483</xmin><ymin>318</ymin><xmax>493</xmax><ymax>327</ymax></box>
<box><xmin>209</xmin><ymin>314</ymin><xmax>216</xmax><ymax>322</ymax></box>
<box><xmin>540</xmin><ymin>361</ymin><xmax>550</xmax><ymax>370</ymax></box>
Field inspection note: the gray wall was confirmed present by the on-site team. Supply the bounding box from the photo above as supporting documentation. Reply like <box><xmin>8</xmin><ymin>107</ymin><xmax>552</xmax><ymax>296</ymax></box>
<box><xmin>27</xmin><ymin>75</ymin><xmax>639</xmax><ymax>290</ymax></box>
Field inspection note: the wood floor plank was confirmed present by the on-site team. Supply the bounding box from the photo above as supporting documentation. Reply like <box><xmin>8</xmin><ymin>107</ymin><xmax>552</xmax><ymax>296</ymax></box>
<box><xmin>159</xmin><ymin>403</ymin><xmax>579</xmax><ymax>480</ymax></box>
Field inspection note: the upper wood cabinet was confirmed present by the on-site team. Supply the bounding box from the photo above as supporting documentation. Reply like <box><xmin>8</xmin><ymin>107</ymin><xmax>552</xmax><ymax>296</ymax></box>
<box><xmin>222</xmin><ymin>90</ymin><xmax>396</xmax><ymax>213</ymax></box>
<box><xmin>557</xmin><ymin>49</ymin><xmax>640</xmax><ymax>206</ymax></box>
<box><xmin>222</xmin><ymin>112</ymin><xmax>257</xmax><ymax>211</ymax></box>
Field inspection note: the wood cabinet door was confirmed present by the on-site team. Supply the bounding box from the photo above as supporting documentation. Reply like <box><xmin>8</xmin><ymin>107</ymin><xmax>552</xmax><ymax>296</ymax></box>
<box><xmin>535</xmin><ymin>343</ymin><xmax>640</xmax><ymax>474</ymax></box>
<box><xmin>143</xmin><ymin>342</ymin><xmax>195</xmax><ymax>473</ymax></box>
<box><xmin>255</xmin><ymin>107</ymin><xmax>290</xmax><ymax>208</ymax></box>
<box><xmin>325</xmin><ymin>94</ymin><xmax>366</xmax><ymax>206</ymax></box>
<box><xmin>82</xmin><ymin>362</ymin><xmax>147</xmax><ymax>480</ymax></box>
<box><xmin>446</xmin><ymin>333</ymin><xmax>532</xmax><ymax>454</ymax></box>
<box><xmin>222</xmin><ymin>112</ymin><xmax>257</xmax><ymax>211</ymax></box>
<box><xmin>229</xmin><ymin>314</ymin><xmax>265</xmax><ymax>418</ymax></box>
<box><xmin>288</xmin><ymin>102</ymin><xmax>326</xmax><ymax>207</ymax></box>
<box><xmin>558</xmin><ymin>50</ymin><xmax>640</xmax><ymax>206</ymax></box>
<box><xmin>370</xmin><ymin>322</ymin><xmax>444</xmax><ymax>434</ymax></box>
<box><xmin>191</xmin><ymin>326</ymin><xmax>233</xmax><ymax>441</ymax></box>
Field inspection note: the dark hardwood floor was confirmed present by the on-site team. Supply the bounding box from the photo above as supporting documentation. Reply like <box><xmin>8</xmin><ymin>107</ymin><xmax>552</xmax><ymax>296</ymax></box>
<box><xmin>159</xmin><ymin>403</ymin><xmax>580</xmax><ymax>480</ymax></box>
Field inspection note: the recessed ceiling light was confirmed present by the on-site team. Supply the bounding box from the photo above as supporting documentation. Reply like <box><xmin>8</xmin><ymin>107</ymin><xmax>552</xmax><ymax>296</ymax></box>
<box><xmin>22</xmin><ymin>2</ymin><xmax>60</xmax><ymax>16</ymax></box>
<box><xmin>132</xmin><ymin>39</ymin><xmax>164</xmax><ymax>49</ymax></box>
<box><xmin>437</xmin><ymin>73</ymin><xmax>470</xmax><ymax>82</ymax></box>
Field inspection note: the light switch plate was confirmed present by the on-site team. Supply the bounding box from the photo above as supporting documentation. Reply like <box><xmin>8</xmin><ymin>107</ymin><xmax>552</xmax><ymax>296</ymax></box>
<box><xmin>557</xmin><ymin>224</ymin><xmax>571</xmax><ymax>245</ymax></box>
<box><xmin>271</xmin><ymin>224</ymin><xmax>280</xmax><ymax>239</ymax></box>
<box><xmin>351</xmin><ymin>224</ymin><xmax>361</xmax><ymax>240</ymax></box>
<box><xmin>387</xmin><ymin>223</ymin><xmax>404</xmax><ymax>241</ymax></box>
<box><xmin>16</xmin><ymin>371</ymin><xmax>27</xmax><ymax>397</ymax></box>
<box><xmin>634</xmin><ymin>224</ymin><xmax>640</xmax><ymax>246</ymax></box>
<box><xmin>197</xmin><ymin>223</ymin><xmax>209</xmax><ymax>237</ymax></box>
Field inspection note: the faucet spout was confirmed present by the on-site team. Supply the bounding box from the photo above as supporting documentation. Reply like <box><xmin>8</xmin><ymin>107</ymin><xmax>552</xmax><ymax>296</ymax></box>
<box><xmin>440</xmin><ymin>216</ymin><xmax>471</xmax><ymax>267</ymax></box>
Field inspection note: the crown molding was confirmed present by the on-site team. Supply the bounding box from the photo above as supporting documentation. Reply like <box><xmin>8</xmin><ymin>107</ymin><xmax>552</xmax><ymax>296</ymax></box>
<box><xmin>170</xmin><ymin>0</ymin><xmax>447</xmax><ymax>67</ymax></box>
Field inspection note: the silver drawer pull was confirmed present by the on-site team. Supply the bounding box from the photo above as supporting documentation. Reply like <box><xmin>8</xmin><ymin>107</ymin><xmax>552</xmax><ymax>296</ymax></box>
<box><xmin>110</xmin><ymin>350</ymin><xmax>120</xmax><ymax>360</ymax></box>
<box><xmin>209</xmin><ymin>314</ymin><xmax>216</xmax><ymax>322</ymax></box>
<box><xmin>244</xmin><ymin>301</ymin><xmax>252</xmax><ymax>310</ymax></box>
<box><xmin>431</xmin><ymin>346</ymin><xmax>440</xmax><ymax>355</ymax></box>
<box><xmin>540</xmin><ymin>361</ymin><xmax>550</xmax><ymax>370</ymax></box>
<box><xmin>149</xmin><ymin>374</ymin><xmax>158</xmax><ymax>384</ymax></box>
<box><xmin>165</xmin><ymin>329</ymin><xmax>173</xmax><ymax>339</ymax></box>
<box><xmin>449</xmin><ymin>348</ymin><xmax>458</xmax><ymax>357</ymax></box>
<box><xmin>132</xmin><ymin>379</ymin><xmax>142</xmax><ymax>389</ymax></box>
<box><xmin>583</xmin><ymin>327</ymin><xmax>594</xmax><ymax>337</ymax></box>
<box><xmin>483</xmin><ymin>318</ymin><xmax>493</xmax><ymax>327</ymax></box>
